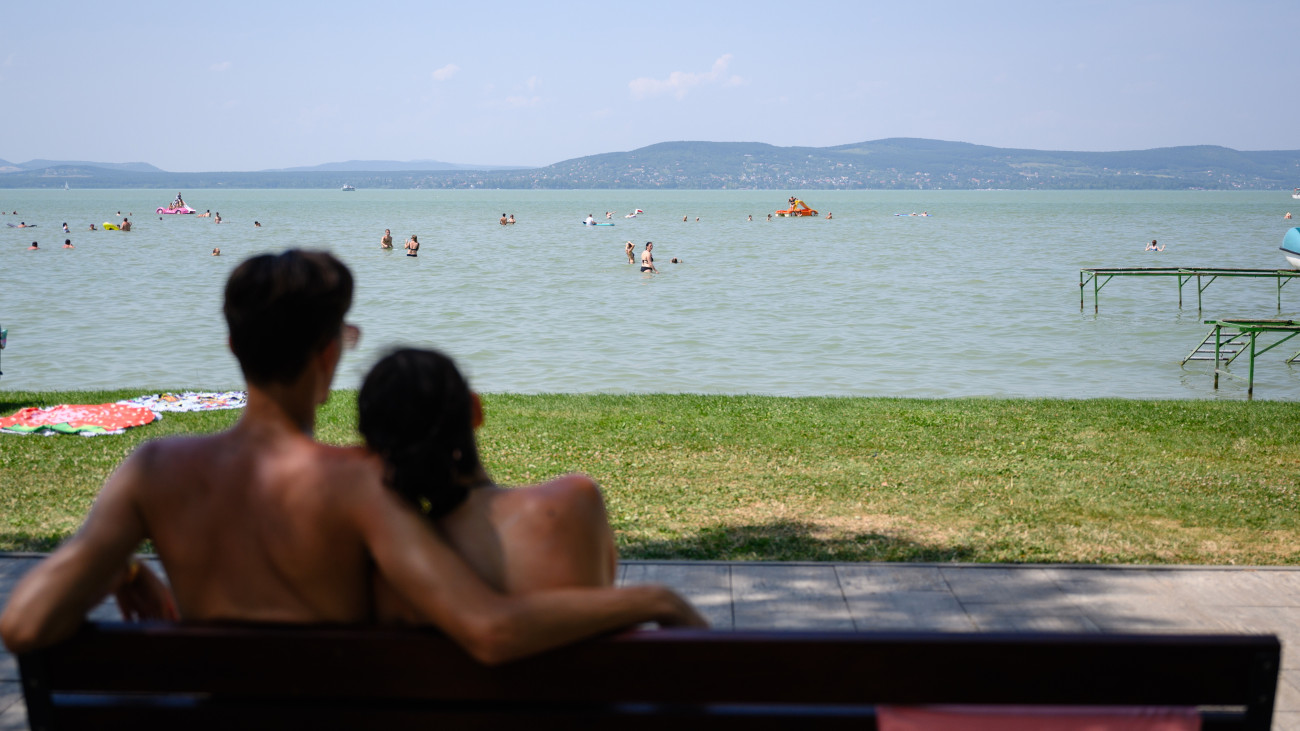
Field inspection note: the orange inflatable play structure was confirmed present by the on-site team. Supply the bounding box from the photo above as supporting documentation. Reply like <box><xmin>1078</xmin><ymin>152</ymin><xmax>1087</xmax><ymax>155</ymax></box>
<box><xmin>775</xmin><ymin>197</ymin><xmax>818</xmax><ymax>217</ymax></box>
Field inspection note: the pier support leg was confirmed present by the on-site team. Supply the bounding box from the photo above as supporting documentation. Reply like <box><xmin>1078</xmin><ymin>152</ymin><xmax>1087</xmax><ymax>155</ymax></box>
<box><xmin>1248</xmin><ymin>332</ymin><xmax>1257</xmax><ymax>400</ymax></box>
<box><xmin>1213</xmin><ymin>325</ymin><xmax>1221</xmax><ymax>390</ymax></box>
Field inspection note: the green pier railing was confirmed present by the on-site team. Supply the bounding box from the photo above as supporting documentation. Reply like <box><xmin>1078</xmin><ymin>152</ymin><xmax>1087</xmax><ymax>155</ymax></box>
<box><xmin>1079</xmin><ymin>267</ymin><xmax>1300</xmax><ymax>313</ymax></box>
<box><xmin>1182</xmin><ymin>318</ymin><xmax>1300</xmax><ymax>399</ymax></box>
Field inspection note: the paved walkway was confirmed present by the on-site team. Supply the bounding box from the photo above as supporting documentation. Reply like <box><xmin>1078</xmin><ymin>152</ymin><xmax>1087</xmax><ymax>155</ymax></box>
<box><xmin>2</xmin><ymin>556</ymin><xmax>1298</xmax><ymax>729</ymax></box>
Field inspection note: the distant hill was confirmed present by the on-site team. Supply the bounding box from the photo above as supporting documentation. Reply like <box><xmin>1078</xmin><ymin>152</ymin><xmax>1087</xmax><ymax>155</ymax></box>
<box><xmin>2</xmin><ymin>140</ymin><xmax>1299</xmax><ymax>189</ymax></box>
<box><xmin>269</xmin><ymin>159</ymin><xmax>530</xmax><ymax>172</ymax></box>
<box><xmin>14</xmin><ymin>159</ymin><xmax>165</xmax><ymax>173</ymax></box>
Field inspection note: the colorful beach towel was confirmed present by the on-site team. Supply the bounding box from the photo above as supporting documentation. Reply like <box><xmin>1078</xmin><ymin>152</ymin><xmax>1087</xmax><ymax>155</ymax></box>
<box><xmin>120</xmin><ymin>391</ymin><xmax>247</xmax><ymax>413</ymax></box>
<box><xmin>0</xmin><ymin>403</ymin><xmax>158</xmax><ymax>436</ymax></box>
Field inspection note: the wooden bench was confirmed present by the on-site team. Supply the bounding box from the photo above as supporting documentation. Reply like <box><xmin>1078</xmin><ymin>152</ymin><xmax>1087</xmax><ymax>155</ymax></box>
<box><xmin>19</xmin><ymin>622</ymin><xmax>1280</xmax><ymax>730</ymax></box>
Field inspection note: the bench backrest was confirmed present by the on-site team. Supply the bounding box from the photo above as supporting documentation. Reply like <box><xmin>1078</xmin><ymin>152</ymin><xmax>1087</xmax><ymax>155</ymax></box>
<box><xmin>20</xmin><ymin>623</ymin><xmax>1280</xmax><ymax>730</ymax></box>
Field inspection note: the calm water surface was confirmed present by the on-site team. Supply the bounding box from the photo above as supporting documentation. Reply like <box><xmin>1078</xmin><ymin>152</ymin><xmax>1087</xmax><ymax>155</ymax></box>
<box><xmin>2</xmin><ymin>189</ymin><xmax>1298</xmax><ymax>399</ymax></box>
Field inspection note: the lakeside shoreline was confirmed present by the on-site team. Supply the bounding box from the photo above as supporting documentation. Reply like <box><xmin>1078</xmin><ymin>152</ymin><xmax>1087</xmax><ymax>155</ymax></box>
<box><xmin>3</xmin><ymin>390</ymin><xmax>1296</xmax><ymax>565</ymax></box>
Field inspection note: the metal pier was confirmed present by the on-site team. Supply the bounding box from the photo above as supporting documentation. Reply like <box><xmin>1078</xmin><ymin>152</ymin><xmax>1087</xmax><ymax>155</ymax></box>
<box><xmin>1079</xmin><ymin>267</ymin><xmax>1300</xmax><ymax>313</ymax></box>
<box><xmin>1182</xmin><ymin>319</ymin><xmax>1300</xmax><ymax>399</ymax></box>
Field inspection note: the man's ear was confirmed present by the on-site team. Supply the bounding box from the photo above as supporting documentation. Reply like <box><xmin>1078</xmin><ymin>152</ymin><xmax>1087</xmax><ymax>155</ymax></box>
<box><xmin>471</xmin><ymin>392</ymin><xmax>484</xmax><ymax>430</ymax></box>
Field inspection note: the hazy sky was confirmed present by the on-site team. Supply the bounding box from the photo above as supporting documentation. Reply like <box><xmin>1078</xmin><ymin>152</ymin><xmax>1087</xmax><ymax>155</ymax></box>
<box><xmin>3</xmin><ymin>0</ymin><xmax>1296</xmax><ymax>171</ymax></box>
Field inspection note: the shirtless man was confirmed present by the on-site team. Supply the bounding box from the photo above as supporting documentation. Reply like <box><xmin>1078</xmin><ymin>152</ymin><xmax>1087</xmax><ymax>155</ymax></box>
<box><xmin>500</xmin><ymin>213</ymin><xmax>508</xmax><ymax>226</ymax></box>
<box><xmin>120</xmin><ymin>217</ymin><xmax>132</xmax><ymax>232</ymax></box>
<box><xmin>640</xmin><ymin>241</ymin><xmax>657</xmax><ymax>273</ymax></box>
<box><xmin>380</xmin><ymin>229</ymin><xmax>393</xmax><ymax>249</ymax></box>
<box><xmin>0</xmin><ymin>250</ymin><xmax>704</xmax><ymax>662</ymax></box>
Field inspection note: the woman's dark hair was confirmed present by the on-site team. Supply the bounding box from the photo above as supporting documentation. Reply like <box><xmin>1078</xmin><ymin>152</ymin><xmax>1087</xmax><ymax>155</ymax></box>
<box><xmin>359</xmin><ymin>349</ymin><xmax>481</xmax><ymax>518</ymax></box>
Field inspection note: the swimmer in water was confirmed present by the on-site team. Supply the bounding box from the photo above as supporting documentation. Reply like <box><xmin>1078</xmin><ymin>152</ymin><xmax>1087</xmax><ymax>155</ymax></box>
<box><xmin>28</xmin><ymin>241</ymin><xmax>38</xmax><ymax>251</ymax></box>
<box><xmin>625</xmin><ymin>241</ymin><xmax>635</xmax><ymax>264</ymax></box>
<box><xmin>212</xmin><ymin>247</ymin><xmax>220</xmax><ymax>256</ymax></box>
<box><xmin>1287</xmin><ymin>212</ymin><xmax>1293</xmax><ymax>220</ymax></box>
<box><xmin>63</xmin><ymin>239</ymin><xmax>73</xmax><ymax>249</ymax></box>
<box><xmin>405</xmin><ymin>235</ymin><xmax>420</xmax><ymax>257</ymax></box>
<box><xmin>507</xmin><ymin>214</ymin><xmax>515</xmax><ymax>224</ymax></box>
<box><xmin>254</xmin><ymin>221</ymin><xmax>261</xmax><ymax>228</ymax></box>
<box><xmin>670</xmin><ymin>258</ymin><xmax>682</xmax><ymax>264</ymax></box>
<box><xmin>1145</xmin><ymin>239</ymin><xmax>1165</xmax><ymax>252</ymax></box>
<box><xmin>640</xmin><ymin>242</ymin><xmax>657</xmax><ymax>273</ymax></box>
<box><xmin>500</xmin><ymin>213</ymin><xmax>508</xmax><ymax>226</ymax></box>
<box><xmin>89</xmin><ymin>224</ymin><xmax>97</xmax><ymax>231</ymax></box>
<box><xmin>380</xmin><ymin>229</ymin><xmax>393</xmax><ymax>249</ymax></box>
<box><xmin>62</xmin><ymin>222</ymin><xmax>69</xmax><ymax>233</ymax></box>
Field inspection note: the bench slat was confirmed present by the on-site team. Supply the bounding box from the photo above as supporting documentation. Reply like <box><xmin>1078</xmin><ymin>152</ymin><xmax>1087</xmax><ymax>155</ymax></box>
<box><xmin>21</xmin><ymin>623</ymin><xmax>1281</xmax><ymax>730</ymax></box>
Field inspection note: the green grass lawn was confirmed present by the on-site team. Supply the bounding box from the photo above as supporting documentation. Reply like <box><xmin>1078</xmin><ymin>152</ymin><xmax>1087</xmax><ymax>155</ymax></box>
<box><xmin>2</xmin><ymin>390</ymin><xmax>1298</xmax><ymax>564</ymax></box>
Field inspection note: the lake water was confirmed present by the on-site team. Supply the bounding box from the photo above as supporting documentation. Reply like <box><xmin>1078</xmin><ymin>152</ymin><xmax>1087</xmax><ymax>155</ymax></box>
<box><xmin>2</xmin><ymin>189</ymin><xmax>1298</xmax><ymax>400</ymax></box>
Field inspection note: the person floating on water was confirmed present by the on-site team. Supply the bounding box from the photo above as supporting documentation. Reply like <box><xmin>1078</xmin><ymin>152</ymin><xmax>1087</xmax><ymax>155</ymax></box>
<box><xmin>88</xmin><ymin>224</ymin><xmax>96</xmax><ymax>231</ymax></box>
<box><xmin>63</xmin><ymin>239</ymin><xmax>73</xmax><ymax>249</ymax></box>
<box><xmin>212</xmin><ymin>247</ymin><xmax>220</xmax><ymax>256</ymax></box>
<box><xmin>27</xmin><ymin>241</ymin><xmax>38</xmax><ymax>251</ymax></box>
<box><xmin>255</xmin><ymin>221</ymin><xmax>261</xmax><ymax>227</ymax></box>
<box><xmin>62</xmin><ymin>222</ymin><xmax>69</xmax><ymax>233</ymax></box>
<box><xmin>1287</xmin><ymin>212</ymin><xmax>1293</xmax><ymax>220</ymax></box>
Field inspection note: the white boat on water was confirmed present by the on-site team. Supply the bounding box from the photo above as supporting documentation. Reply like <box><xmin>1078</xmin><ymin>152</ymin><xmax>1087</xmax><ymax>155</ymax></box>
<box><xmin>341</xmin><ymin>184</ymin><xmax>356</xmax><ymax>191</ymax></box>
<box><xmin>1293</xmin><ymin>188</ymin><xmax>1300</xmax><ymax>200</ymax></box>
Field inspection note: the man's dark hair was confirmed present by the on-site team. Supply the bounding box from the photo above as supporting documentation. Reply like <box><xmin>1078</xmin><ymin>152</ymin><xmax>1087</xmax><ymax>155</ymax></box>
<box><xmin>358</xmin><ymin>349</ymin><xmax>481</xmax><ymax>519</ymax></box>
<box><xmin>224</xmin><ymin>249</ymin><xmax>353</xmax><ymax>386</ymax></box>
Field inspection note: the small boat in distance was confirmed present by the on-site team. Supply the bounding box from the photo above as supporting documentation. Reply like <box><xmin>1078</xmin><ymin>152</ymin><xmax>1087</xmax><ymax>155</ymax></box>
<box><xmin>1293</xmin><ymin>188</ymin><xmax>1300</xmax><ymax>200</ymax></box>
<box><xmin>341</xmin><ymin>184</ymin><xmax>356</xmax><ymax>191</ymax></box>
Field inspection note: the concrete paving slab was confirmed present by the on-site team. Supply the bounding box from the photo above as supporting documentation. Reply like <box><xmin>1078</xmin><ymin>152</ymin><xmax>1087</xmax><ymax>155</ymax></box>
<box><xmin>730</xmin><ymin>564</ymin><xmax>854</xmax><ymax>630</ymax></box>
<box><xmin>0</xmin><ymin>696</ymin><xmax>25</xmax><ymax>731</ymax></box>
<box><xmin>1275</xmin><ymin>711</ymin><xmax>1300</xmax><ymax>731</ymax></box>
<box><xmin>1071</xmin><ymin>597</ymin><xmax>1224</xmax><ymax>633</ymax></box>
<box><xmin>939</xmin><ymin>567</ymin><xmax>1068</xmax><ymax>605</ymax></box>
<box><xmin>1277</xmin><ymin>669</ymin><xmax>1300</xmax><ymax>713</ymax></box>
<box><xmin>841</xmin><ymin>588</ymin><xmax>977</xmax><ymax>631</ymax></box>
<box><xmin>1209</xmin><ymin>607</ymin><xmax>1300</xmax><ymax>670</ymax></box>
<box><xmin>833</xmin><ymin>564</ymin><xmax>951</xmax><ymax>594</ymax></box>
<box><xmin>836</xmin><ymin>565</ymin><xmax>974</xmax><ymax>631</ymax></box>
<box><xmin>1157</xmin><ymin>569</ymin><xmax>1290</xmax><ymax>607</ymax></box>
<box><xmin>1048</xmin><ymin>568</ymin><xmax>1178</xmax><ymax>598</ymax></box>
<box><xmin>622</xmin><ymin>562</ymin><xmax>732</xmax><ymax>630</ymax></box>
<box><xmin>0</xmin><ymin>682</ymin><xmax>19</xmax><ymax>715</ymax></box>
<box><xmin>963</xmin><ymin>605</ymin><xmax>1102</xmax><ymax>633</ymax></box>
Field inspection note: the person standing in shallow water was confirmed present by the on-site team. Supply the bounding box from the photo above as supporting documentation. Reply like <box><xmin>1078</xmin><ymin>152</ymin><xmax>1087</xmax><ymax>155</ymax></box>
<box><xmin>380</xmin><ymin>229</ymin><xmax>393</xmax><ymax>249</ymax></box>
<box><xmin>625</xmin><ymin>241</ymin><xmax>635</xmax><ymax>264</ymax></box>
<box><xmin>405</xmin><ymin>235</ymin><xmax>420</xmax><ymax>257</ymax></box>
<box><xmin>640</xmin><ymin>242</ymin><xmax>657</xmax><ymax>273</ymax></box>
